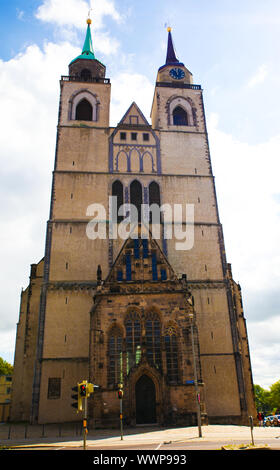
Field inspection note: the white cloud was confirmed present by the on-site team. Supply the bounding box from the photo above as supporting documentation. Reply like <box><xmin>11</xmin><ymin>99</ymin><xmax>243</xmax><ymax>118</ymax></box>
<box><xmin>35</xmin><ymin>0</ymin><xmax>122</xmax><ymax>56</ymax></box>
<box><xmin>110</xmin><ymin>72</ymin><xmax>154</xmax><ymax>126</ymax></box>
<box><xmin>0</xmin><ymin>330</ymin><xmax>16</xmax><ymax>365</ymax></box>
<box><xmin>207</xmin><ymin>113</ymin><xmax>280</xmax><ymax>388</ymax></box>
<box><xmin>35</xmin><ymin>0</ymin><xmax>122</xmax><ymax>30</ymax></box>
<box><xmin>208</xmin><ymin>113</ymin><xmax>280</xmax><ymax>291</ymax></box>
<box><xmin>247</xmin><ymin>64</ymin><xmax>269</xmax><ymax>88</ymax></box>
<box><xmin>248</xmin><ymin>317</ymin><xmax>280</xmax><ymax>389</ymax></box>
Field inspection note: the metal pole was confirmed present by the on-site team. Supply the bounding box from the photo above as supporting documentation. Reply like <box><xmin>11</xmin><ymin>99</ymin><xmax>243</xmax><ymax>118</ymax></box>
<box><xmin>83</xmin><ymin>396</ymin><xmax>88</xmax><ymax>450</ymax></box>
<box><xmin>190</xmin><ymin>320</ymin><xmax>202</xmax><ymax>438</ymax></box>
<box><xmin>249</xmin><ymin>416</ymin><xmax>254</xmax><ymax>446</ymax></box>
<box><xmin>120</xmin><ymin>397</ymin><xmax>124</xmax><ymax>440</ymax></box>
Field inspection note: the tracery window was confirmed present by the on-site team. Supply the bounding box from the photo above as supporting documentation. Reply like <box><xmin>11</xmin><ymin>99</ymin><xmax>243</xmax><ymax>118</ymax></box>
<box><xmin>164</xmin><ymin>325</ymin><xmax>179</xmax><ymax>383</ymax></box>
<box><xmin>125</xmin><ymin>311</ymin><xmax>141</xmax><ymax>374</ymax></box>
<box><xmin>145</xmin><ymin>311</ymin><xmax>161</xmax><ymax>369</ymax></box>
<box><xmin>108</xmin><ymin>326</ymin><xmax>123</xmax><ymax>386</ymax></box>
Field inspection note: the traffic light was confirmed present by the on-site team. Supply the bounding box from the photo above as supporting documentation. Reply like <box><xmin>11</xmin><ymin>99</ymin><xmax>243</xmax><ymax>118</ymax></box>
<box><xmin>71</xmin><ymin>381</ymin><xmax>98</xmax><ymax>412</ymax></box>
<box><xmin>118</xmin><ymin>389</ymin><xmax>123</xmax><ymax>399</ymax></box>
<box><xmin>71</xmin><ymin>384</ymin><xmax>82</xmax><ymax>412</ymax></box>
<box><xmin>80</xmin><ymin>383</ymin><xmax>87</xmax><ymax>397</ymax></box>
<box><xmin>87</xmin><ymin>383</ymin><xmax>96</xmax><ymax>397</ymax></box>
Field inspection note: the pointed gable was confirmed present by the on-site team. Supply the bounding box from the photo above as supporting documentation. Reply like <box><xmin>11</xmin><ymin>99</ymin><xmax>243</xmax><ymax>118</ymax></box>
<box><xmin>118</xmin><ymin>102</ymin><xmax>150</xmax><ymax>127</ymax></box>
<box><xmin>109</xmin><ymin>101</ymin><xmax>161</xmax><ymax>174</ymax></box>
<box><xmin>105</xmin><ymin>228</ymin><xmax>177</xmax><ymax>287</ymax></box>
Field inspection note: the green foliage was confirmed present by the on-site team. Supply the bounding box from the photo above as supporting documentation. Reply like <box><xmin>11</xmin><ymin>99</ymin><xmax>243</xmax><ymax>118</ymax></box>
<box><xmin>0</xmin><ymin>357</ymin><xmax>13</xmax><ymax>375</ymax></box>
<box><xmin>269</xmin><ymin>380</ymin><xmax>280</xmax><ymax>410</ymax></box>
<box><xmin>254</xmin><ymin>381</ymin><xmax>280</xmax><ymax>414</ymax></box>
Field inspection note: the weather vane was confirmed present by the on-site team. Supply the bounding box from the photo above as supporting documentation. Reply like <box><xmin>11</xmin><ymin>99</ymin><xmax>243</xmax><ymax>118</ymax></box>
<box><xmin>87</xmin><ymin>6</ymin><xmax>93</xmax><ymax>24</ymax></box>
<box><xmin>164</xmin><ymin>21</ymin><xmax>172</xmax><ymax>32</ymax></box>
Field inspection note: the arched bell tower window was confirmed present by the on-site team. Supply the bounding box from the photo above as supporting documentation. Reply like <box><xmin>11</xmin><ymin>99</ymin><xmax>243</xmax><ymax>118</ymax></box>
<box><xmin>130</xmin><ymin>180</ymin><xmax>142</xmax><ymax>223</ymax></box>
<box><xmin>168</xmin><ymin>97</ymin><xmax>194</xmax><ymax>126</ymax></box>
<box><xmin>173</xmin><ymin>106</ymin><xmax>188</xmax><ymax>126</ymax></box>
<box><xmin>80</xmin><ymin>68</ymin><xmax>92</xmax><ymax>81</ymax></box>
<box><xmin>75</xmin><ymin>98</ymin><xmax>93</xmax><ymax>121</ymax></box>
<box><xmin>70</xmin><ymin>91</ymin><xmax>98</xmax><ymax>121</ymax></box>
<box><xmin>112</xmin><ymin>180</ymin><xmax>124</xmax><ymax>223</ymax></box>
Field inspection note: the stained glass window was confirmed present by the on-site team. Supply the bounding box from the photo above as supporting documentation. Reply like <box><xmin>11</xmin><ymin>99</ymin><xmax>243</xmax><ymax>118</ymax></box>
<box><xmin>125</xmin><ymin>311</ymin><xmax>141</xmax><ymax>374</ymax></box>
<box><xmin>108</xmin><ymin>326</ymin><xmax>123</xmax><ymax>386</ymax></box>
<box><xmin>165</xmin><ymin>325</ymin><xmax>179</xmax><ymax>383</ymax></box>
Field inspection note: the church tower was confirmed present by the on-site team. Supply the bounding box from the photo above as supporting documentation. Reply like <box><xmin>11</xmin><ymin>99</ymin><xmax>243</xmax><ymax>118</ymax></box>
<box><xmin>11</xmin><ymin>22</ymin><xmax>256</xmax><ymax>426</ymax></box>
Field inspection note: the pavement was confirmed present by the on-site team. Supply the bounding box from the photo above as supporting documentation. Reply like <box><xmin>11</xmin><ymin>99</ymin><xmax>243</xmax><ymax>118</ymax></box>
<box><xmin>1</xmin><ymin>424</ymin><xmax>280</xmax><ymax>451</ymax></box>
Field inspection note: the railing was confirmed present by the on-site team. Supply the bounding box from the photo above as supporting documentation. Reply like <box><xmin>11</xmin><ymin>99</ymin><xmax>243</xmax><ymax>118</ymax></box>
<box><xmin>61</xmin><ymin>75</ymin><xmax>110</xmax><ymax>84</ymax></box>
<box><xmin>156</xmin><ymin>82</ymin><xmax>201</xmax><ymax>90</ymax></box>
<box><xmin>0</xmin><ymin>422</ymin><xmax>123</xmax><ymax>441</ymax></box>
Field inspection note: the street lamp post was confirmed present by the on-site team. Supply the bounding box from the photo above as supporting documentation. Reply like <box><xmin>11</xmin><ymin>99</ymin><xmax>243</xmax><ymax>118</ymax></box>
<box><xmin>189</xmin><ymin>312</ymin><xmax>202</xmax><ymax>438</ymax></box>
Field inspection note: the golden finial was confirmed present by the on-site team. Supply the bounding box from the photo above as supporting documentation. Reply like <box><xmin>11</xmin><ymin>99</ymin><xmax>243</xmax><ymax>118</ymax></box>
<box><xmin>167</xmin><ymin>26</ymin><xmax>172</xmax><ymax>32</ymax></box>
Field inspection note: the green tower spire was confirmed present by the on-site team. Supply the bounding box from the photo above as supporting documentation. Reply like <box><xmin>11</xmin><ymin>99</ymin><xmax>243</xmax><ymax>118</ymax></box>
<box><xmin>70</xmin><ymin>19</ymin><xmax>98</xmax><ymax>64</ymax></box>
<box><xmin>81</xmin><ymin>19</ymin><xmax>95</xmax><ymax>57</ymax></box>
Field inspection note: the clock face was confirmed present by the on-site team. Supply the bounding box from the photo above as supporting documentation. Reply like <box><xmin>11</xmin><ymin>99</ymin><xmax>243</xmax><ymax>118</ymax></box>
<box><xmin>169</xmin><ymin>68</ymin><xmax>185</xmax><ymax>80</ymax></box>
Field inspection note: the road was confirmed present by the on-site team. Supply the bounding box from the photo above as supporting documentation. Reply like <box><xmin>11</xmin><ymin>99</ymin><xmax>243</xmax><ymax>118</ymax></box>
<box><xmin>2</xmin><ymin>424</ymin><xmax>280</xmax><ymax>459</ymax></box>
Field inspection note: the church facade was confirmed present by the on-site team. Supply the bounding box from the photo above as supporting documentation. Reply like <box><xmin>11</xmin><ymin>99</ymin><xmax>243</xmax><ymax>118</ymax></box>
<box><xmin>11</xmin><ymin>21</ymin><xmax>256</xmax><ymax>426</ymax></box>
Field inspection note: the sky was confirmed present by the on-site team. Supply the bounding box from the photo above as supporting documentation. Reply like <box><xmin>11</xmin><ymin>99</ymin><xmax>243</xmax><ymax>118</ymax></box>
<box><xmin>0</xmin><ymin>0</ymin><xmax>279</xmax><ymax>390</ymax></box>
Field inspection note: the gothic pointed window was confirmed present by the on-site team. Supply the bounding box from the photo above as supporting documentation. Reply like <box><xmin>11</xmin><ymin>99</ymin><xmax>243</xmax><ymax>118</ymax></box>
<box><xmin>71</xmin><ymin>91</ymin><xmax>98</xmax><ymax>121</ymax></box>
<box><xmin>149</xmin><ymin>181</ymin><xmax>161</xmax><ymax>223</ymax></box>
<box><xmin>125</xmin><ymin>311</ymin><xmax>141</xmax><ymax>374</ymax></box>
<box><xmin>145</xmin><ymin>311</ymin><xmax>161</xmax><ymax>369</ymax></box>
<box><xmin>164</xmin><ymin>325</ymin><xmax>179</xmax><ymax>383</ymax></box>
<box><xmin>75</xmin><ymin>98</ymin><xmax>93</xmax><ymax>121</ymax></box>
<box><xmin>130</xmin><ymin>180</ymin><xmax>142</xmax><ymax>223</ymax></box>
<box><xmin>112</xmin><ymin>180</ymin><xmax>124</xmax><ymax>223</ymax></box>
<box><xmin>108</xmin><ymin>326</ymin><xmax>123</xmax><ymax>387</ymax></box>
<box><xmin>173</xmin><ymin>106</ymin><xmax>188</xmax><ymax>126</ymax></box>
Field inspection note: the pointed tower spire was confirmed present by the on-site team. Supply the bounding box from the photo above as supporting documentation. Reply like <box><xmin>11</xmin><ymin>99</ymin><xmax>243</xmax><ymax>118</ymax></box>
<box><xmin>70</xmin><ymin>17</ymin><xmax>103</xmax><ymax>65</ymax></box>
<box><xmin>158</xmin><ymin>27</ymin><xmax>184</xmax><ymax>71</ymax></box>
<box><xmin>81</xmin><ymin>18</ymin><xmax>96</xmax><ymax>58</ymax></box>
<box><xmin>166</xmin><ymin>27</ymin><xmax>180</xmax><ymax>65</ymax></box>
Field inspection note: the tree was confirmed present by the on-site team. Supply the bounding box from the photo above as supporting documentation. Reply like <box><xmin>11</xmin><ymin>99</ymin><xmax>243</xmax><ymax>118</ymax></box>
<box><xmin>0</xmin><ymin>357</ymin><xmax>13</xmax><ymax>375</ymax></box>
<box><xmin>269</xmin><ymin>380</ymin><xmax>280</xmax><ymax>413</ymax></box>
<box><xmin>254</xmin><ymin>384</ymin><xmax>270</xmax><ymax>413</ymax></box>
<box><xmin>254</xmin><ymin>380</ymin><xmax>280</xmax><ymax>415</ymax></box>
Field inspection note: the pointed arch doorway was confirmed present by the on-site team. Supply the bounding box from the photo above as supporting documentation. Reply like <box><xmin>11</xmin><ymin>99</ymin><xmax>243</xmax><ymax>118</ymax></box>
<box><xmin>135</xmin><ymin>375</ymin><xmax>157</xmax><ymax>424</ymax></box>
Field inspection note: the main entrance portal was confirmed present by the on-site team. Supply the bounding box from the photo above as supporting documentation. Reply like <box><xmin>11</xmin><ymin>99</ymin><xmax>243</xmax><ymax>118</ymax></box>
<box><xmin>135</xmin><ymin>375</ymin><xmax>157</xmax><ymax>424</ymax></box>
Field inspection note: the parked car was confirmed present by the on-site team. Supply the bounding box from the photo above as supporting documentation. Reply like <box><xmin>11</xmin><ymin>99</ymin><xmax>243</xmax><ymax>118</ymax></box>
<box><xmin>264</xmin><ymin>415</ymin><xmax>280</xmax><ymax>426</ymax></box>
